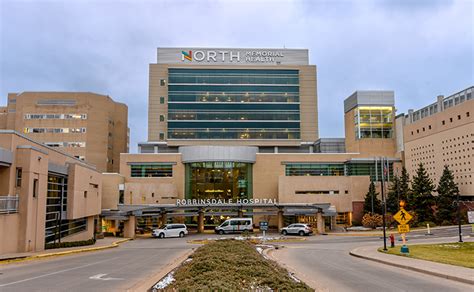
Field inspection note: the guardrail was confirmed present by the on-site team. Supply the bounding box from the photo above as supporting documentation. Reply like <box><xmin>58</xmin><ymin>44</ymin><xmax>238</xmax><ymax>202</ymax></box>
<box><xmin>0</xmin><ymin>195</ymin><xmax>19</xmax><ymax>214</ymax></box>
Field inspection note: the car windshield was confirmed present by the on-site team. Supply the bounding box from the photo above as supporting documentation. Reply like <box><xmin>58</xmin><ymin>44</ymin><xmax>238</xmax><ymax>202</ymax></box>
<box><xmin>158</xmin><ymin>225</ymin><xmax>167</xmax><ymax>229</ymax></box>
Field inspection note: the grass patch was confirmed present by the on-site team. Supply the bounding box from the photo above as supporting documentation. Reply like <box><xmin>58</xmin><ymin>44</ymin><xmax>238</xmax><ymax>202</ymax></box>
<box><xmin>381</xmin><ymin>242</ymin><xmax>474</xmax><ymax>268</ymax></box>
<box><xmin>163</xmin><ymin>239</ymin><xmax>313</xmax><ymax>291</ymax></box>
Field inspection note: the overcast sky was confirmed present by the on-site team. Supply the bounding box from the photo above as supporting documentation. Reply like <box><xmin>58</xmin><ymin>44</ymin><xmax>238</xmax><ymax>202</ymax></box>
<box><xmin>1</xmin><ymin>0</ymin><xmax>472</xmax><ymax>153</ymax></box>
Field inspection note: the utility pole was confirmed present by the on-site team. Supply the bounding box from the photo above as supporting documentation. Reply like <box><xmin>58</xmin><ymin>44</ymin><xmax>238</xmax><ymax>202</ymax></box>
<box><xmin>457</xmin><ymin>192</ymin><xmax>463</xmax><ymax>243</ymax></box>
<box><xmin>381</xmin><ymin>157</ymin><xmax>387</xmax><ymax>251</ymax></box>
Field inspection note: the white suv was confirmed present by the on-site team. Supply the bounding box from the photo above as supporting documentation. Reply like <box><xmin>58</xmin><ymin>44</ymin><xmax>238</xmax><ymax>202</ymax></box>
<box><xmin>281</xmin><ymin>224</ymin><xmax>313</xmax><ymax>236</ymax></box>
<box><xmin>152</xmin><ymin>224</ymin><xmax>188</xmax><ymax>238</ymax></box>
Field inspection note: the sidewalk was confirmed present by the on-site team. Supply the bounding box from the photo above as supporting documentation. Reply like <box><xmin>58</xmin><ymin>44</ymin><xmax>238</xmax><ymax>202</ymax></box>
<box><xmin>0</xmin><ymin>237</ymin><xmax>131</xmax><ymax>263</ymax></box>
<box><xmin>350</xmin><ymin>238</ymin><xmax>474</xmax><ymax>285</ymax></box>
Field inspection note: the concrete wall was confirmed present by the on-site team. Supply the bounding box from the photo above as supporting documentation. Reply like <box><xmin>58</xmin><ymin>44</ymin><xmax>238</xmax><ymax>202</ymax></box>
<box><xmin>403</xmin><ymin>99</ymin><xmax>473</xmax><ymax>196</ymax></box>
<box><xmin>0</xmin><ymin>214</ymin><xmax>20</xmax><ymax>254</ymax></box>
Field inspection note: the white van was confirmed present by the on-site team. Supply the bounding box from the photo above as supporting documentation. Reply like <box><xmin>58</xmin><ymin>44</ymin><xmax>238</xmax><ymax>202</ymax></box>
<box><xmin>152</xmin><ymin>224</ymin><xmax>188</xmax><ymax>238</ymax></box>
<box><xmin>215</xmin><ymin>218</ymin><xmax>253</xmax><ymax>234</ymax></box>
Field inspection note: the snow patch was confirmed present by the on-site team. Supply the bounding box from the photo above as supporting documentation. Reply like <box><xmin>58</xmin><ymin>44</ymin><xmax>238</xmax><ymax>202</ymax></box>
<box><xmin>152</xmin><ymin>271</ymin><xmax>175</xmax><ymax>290</ymax></box>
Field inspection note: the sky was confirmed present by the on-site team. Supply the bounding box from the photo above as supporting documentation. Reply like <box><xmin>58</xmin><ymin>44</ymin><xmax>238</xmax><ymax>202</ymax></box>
<box><xmin>1</xmin><ymin>0</ymin><xmax>473</xmax><ymax>153</ymax></box>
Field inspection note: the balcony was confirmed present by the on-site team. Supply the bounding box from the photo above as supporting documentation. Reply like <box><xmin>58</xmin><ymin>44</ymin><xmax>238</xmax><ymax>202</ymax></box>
<box><xmin>0</xmin><ymin>195</ymin><xmax>19</xmax><ymax>214</ymax></box>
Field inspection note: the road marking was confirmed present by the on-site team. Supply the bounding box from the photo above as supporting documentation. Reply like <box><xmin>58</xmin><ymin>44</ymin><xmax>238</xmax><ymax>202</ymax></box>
<box><xmin>89</xmin><ymin>273</ymin><xmax>123</xmax><ymax>281</ymax></box>
<box><xmin>0</xmin><ymin>257</ymin><xmax>118</xmax><ymax>287</ymax></box>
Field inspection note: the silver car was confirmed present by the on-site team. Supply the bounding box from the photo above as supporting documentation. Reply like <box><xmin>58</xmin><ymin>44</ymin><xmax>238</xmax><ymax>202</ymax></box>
<box><xmin>281</xmin><ymin>224</ymin><xmax>313</xmax><ymax>236</ymax></box>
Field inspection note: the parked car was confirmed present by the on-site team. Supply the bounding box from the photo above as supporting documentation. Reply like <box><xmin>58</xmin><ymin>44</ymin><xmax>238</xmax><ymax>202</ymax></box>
<box><xmin>135</xmin><ymin>226</ymin><xmax>152</xmax><ymax>234</ymax></box>
<box><xmin>152</xmin><ymin>224</ymin><xmax>188</xmax><ymax>238</ymax></box>
<box><xmin>281</xmin><ymin>224</ymin><xmax>313</xmax><ymax>236</ymax></box>
<box><xmin>215</xmin><ymin>218</ymin><xmax>253</xmax><ymax>234</ymax></box>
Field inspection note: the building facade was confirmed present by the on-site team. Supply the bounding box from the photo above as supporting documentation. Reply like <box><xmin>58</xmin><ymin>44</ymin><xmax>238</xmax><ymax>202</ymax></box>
<box><xmin>0</xmin><ymin>130</ymin><xmax>102</xmax><ymax>255</ymax></box>
<box><xmin>1</xmin><ymin>92</ymin><xmax>129</xmax><ymax>173</ymax></box>
<box><xmin>101</xmin><ymin>48</ymin><xmax>401</xmax><ymax>237</ymax></box>
<box><xmin>402</xmin><ymin>86</ymin><xmax>473</xmax><ymax>199</ymax></box>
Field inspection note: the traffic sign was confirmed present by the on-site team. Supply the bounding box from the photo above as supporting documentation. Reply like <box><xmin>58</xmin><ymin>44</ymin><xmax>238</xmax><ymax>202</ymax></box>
<box><xmin>393</xmin><ymin>208</ymin><xmax>413</xmax><ymax>225</ymax></box>
<box><xmin>259</xmin><ymin>221</ymin><xmax>268</xmax><ymax>231</ymax></box>
<box><xmin>398</xmin><ymin>224</ymin><xmax>410</xmax><ymax>233</ymax></box>
<box><xmin>468</xmin><ymin>211</ymin><xmax>474</xmax><ymax>224</ymax></box>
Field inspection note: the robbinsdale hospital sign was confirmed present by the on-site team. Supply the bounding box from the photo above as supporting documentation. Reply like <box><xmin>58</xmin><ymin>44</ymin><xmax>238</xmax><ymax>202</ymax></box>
<box><xmin>157</xmin><ymin>47</ymin><xmax>309</xmax><ymax>66</ymax></box>
<box><xmin>176</xmin><ymin>198</ymin><xmax>278</xmax><ymax>206</ymax></box>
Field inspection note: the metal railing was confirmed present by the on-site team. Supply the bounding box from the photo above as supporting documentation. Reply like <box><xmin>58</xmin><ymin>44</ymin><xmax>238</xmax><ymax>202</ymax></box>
<box><xmin>0</xmin><ymin>195</ymin><xmax>19</xmax><ymax>214</ymax></box>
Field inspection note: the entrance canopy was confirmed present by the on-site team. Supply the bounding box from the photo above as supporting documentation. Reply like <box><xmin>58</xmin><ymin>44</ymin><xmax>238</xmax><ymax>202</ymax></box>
<box><xmin>101</xmin><ymin>202</ymin><xmax>334</xmax><ymax>219</ymax></box>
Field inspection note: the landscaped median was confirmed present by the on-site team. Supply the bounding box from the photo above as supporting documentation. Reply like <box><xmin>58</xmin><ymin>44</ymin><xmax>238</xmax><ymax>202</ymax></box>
<box><xmin>152</xmin><ymin>239</ymin><xmax>312</xmax><ymax>291</ymax></box>
<box><xmin>381</xmin><ymin>242</ymin><xmax>474</xmax><ymax>268</ymax></box>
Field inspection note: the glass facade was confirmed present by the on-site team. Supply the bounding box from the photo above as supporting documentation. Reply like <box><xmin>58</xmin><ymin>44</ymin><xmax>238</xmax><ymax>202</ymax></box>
<box><xmin>167</xmin><ymin>68</ymin><xmax>300</xmax><ymax>140</ymax></box>
<box><xmin>185</xmin><ymin>161</ymin><xmax>252</xmax><ymax>200</ymax></box>
<box><xmin>45</xmin><ymin>173</ymin><xmax>87</xmax><ymax>243</ymax></box>
<box><xmin>130</xmin><ymin>163</ymin><xmax>173</xmax><ymax>177</ymax></box>
<box><xmin>285</xmin><ymin>163</ymin><xmax>345</xmax><ymax>176</ymax></box>
<box><xmin>354</xmin><ymin>106</ymin><xmax>393</xmax><ymax>139</ymax></box>
<box><xmin>286</xmin><ymin>162</ymin><xmax>394</xmax><ymax>181</ymax></box>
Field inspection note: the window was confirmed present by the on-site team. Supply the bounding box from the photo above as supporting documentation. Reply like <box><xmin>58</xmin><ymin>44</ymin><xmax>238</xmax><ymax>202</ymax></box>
<box><xmin>160</xmin><ymin>79</ymin><xmax>166</xmax><ymax>86</ymax></box>
<box><xmin>160</xmin><ymin>115</ymin><xmax>165</xmax><ymax>122</ymax></box>
<box><xmin>458</xmin><ymin>115</ymin><xmax>461</xmax><ymax>120</ymax></box>
<box><xmin>467</xmin><ymin>112</ymin><xmax>470</xmax><ymax>117</ymax></box>
<box><xmin>354</xmin><ymin>106</ymin><xmax>393</xmax><ymax>139</ymax></box>
<box><xmin>159</xmin><ymin>132</ymin><xmax>165</xmax><ymax>140</ymax></box>
<box><xmin>450</xmin><ymin>118</ymin><xmax>453</xmax><ymax>122</ymax></box>
<box><xmin>442</xmin><ymin>120</ymin><xmax>445</xmax><ymax>125</ymax></box>
<box><xmin>160</xmin><ymin>96</ymin><xmax>165</xmax><ymax>104</ymax></box>
<box><xmin>84</xmin><ymin>191</ymin><xmax>87</xmax><ymax>198</ymax></box>
<box><xmin>130</xmin><ymin>163</ymin><xmax>173</xmax><ymax>177</ymax></box>
<box><xmin>285</xmin><ymin>163</ymin><xmax>345</xmax><ymax>176</ymax></box>
<box><xmin>16</xmin><ymin>168</ymin><xmax>22</xmax><ymax>187</ymax></box>
<box><xmin>33</xmin><ymin>178</ymin><xmax>38</xmax><ymax>198</ymax></box>
<box><xmin>119</xmin><ymin>190</ymin><xmax>124</xmax><ymax>204</ymax></box>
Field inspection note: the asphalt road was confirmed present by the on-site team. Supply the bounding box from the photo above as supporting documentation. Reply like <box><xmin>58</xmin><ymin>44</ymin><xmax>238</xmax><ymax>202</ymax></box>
<box><xmin>0</xmin><ymin>226</ymin><xmax>472</xmax><ymax>291</ymax></box>
<box><xmin>271</xmin><ymin>226</ymin><xmax>474</xmax><ymax>292</ymax></box>
<box><xmin>0</xmin><ymin>237</ymin><xmax>195</xmax><ymax>292</ymax></box>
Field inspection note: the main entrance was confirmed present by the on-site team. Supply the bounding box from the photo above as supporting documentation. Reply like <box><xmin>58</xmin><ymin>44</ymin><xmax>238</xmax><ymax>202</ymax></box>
<box><xmin>185</xmin><ymin>161</ymin><xmax>252</xmax><ymax>201</ymax></box>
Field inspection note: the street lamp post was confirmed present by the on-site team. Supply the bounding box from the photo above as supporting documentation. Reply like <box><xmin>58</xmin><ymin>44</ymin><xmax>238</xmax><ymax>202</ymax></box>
<box><xmin>380</xmin><ymin>157</ymin><xmax>387</xmax><ymax>251</ymax></box>
<box><xmin>457</xmin><ymin>192</ymin><xmax>463</xmax><ymax>243</ymax></box>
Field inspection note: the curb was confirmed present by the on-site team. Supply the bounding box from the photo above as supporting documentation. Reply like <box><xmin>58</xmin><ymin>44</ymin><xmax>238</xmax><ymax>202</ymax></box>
<box><xmin>0</xmin><ymin>238</ymin><xmax>132</xmax><ymax>265</ymax></box>
<box><xmin>349</xmin><ymin>249</ymin><xmax>474</xmax><ymax>285</ymax></box>
<box><xmin>127</xmin><ymin>248</ymin><xmax>195</xmax><ymax>292</ymax></box>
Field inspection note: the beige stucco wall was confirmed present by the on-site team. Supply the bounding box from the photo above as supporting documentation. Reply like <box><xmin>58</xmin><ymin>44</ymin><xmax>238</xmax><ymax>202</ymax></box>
<box><xmin>67</xmin><ymin>163</ymin><xmax>102</xmax><ymax>219</ymax></box>
<box><xmin>3</xmin><ymin>92</ymin><xmax>128</xmax><ymax>172</ymax></box>
<box><xmin>278</xmin><ymin>176</ymin><xmax>371</xmax><ymax>212</ymax></box>
<box><xmin>403</xmin><ymin>99</ymin><xmax>473</xmax><ymax>195</ymax></box>
<box><xmin>0</xmin><ymin>213</ymin><xmax>21</xmax><ymax>254</ymax></box>
<box><xmin>0</xmin><ymin>132</ymin><xmax>102</xmax><ymax>255</ymax></box>
<box><xmin>102</xmin><ymin>173</ymin><xmax>125</xmax><ymax>209</ymax></box>
<box><xmin>119</xmin><ymin>153</ymin><xmax>185</xmax><ymax>203</ymax></box>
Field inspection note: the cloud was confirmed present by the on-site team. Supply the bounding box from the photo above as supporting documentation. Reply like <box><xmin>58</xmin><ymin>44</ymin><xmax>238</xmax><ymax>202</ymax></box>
<box><xmin>1</xmin><ymin>0</ymin><xmax>472</xmax><ymax>152</ymax></box>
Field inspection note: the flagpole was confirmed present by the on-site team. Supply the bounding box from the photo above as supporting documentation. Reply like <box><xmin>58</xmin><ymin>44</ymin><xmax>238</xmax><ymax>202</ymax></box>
<box><xmin>381</xmin><ymin>157</ymin><xmax>387</xmax><ymax>251</ymax></box>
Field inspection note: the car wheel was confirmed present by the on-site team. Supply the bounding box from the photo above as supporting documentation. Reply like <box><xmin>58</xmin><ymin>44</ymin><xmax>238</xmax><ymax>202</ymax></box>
<box><xmin>282</xmin><ymin>230</ymin><xmax>287</xmax><ymax>235</ymax></box>
<box><xmin>299</xmin><ymin>230</ymin><xmax>304</xmax><ymax>236</ymax></box>
<box><xmin>159</xmin><ymin>233</ymin><xmax>165</xmax><ymax>238</ymax></box>
<box><xmin>218</xmin><ymin>229</ymin><xmax>225</xmax><ymax>235</ymax></box>
<box><xmin>179</xmin><ymin>232</ymin><xmax>185</xmax><ymax>238</ymax></box>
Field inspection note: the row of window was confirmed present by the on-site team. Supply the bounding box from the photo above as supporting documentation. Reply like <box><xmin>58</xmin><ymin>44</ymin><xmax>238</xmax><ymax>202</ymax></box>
<box><xmin>166</xmin><ymin>111</ymin><xmax>300</xmax><ymax>121</ymax></box>
<box><xmin>44</xmin><ymin>141</ymin><xmax>86</xmax><ymax>148</ymax></box>
<box><xmin>167</xmin><ymin>129</ymin><xmax>300</xmax><ymax>140</ymax></box>
<box><xmin>168</xmin><ymin>92</ymin><xmax>299</xmax><ymax>103</ymax></box>
<box><xmin>285</xmin><ymin>162</ymin><xmax>394</xmax><ymax>181</ymax></box>
<box><xmin>24</xmin><ymin>127</ymin><xmax>87</xmax><ymax>134</ymax></box>
<box><xmin>130</xmin><ymin>163</ymin><xmax>173</xmax><ymax>177</ymax></box>
<box><xmin>295</xmin><ymin>190</ymin><xmax>348</xmax><ymax>195</ymax></box>
<box><xmin>410</xmin><ymin>111</ymin><xmax>470</xmax><ymax>136</ymax></box>
<box><xmin>410</xmin><ymin>87</ymin><xmax>472</xmax><ymax>122</ymax></box>
<box><xmin>24</xmin><ymin>113</ymin><xmax>87</xmax><ymax>120</ymax></box>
